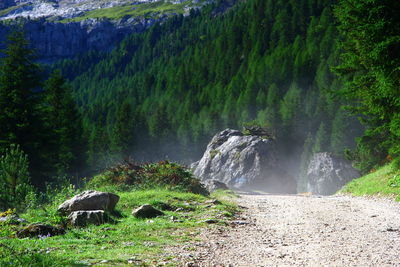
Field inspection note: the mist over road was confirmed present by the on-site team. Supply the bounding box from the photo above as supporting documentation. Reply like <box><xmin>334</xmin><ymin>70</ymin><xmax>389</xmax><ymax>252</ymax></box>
<box><xmin>183</xmin><ymin>193</ymin><xmax>400</xmax><ymax>266</ymax></box>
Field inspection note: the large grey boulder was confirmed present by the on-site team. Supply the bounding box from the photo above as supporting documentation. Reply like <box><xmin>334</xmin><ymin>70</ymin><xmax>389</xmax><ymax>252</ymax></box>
<box><xmin>68</xmin><ymin>210</ymin><xmax>105</xmax><ymax>227</ymax></box>
<box><xmin>192</xmin><ymin>129</ymin><xmax>296</xmax><ymax>193</ymax></box>
<box><xmin>307</xmin><ymin>152</ymin><xmax>360</xmax><ymax>195</ymax></box>
<box><xmin>58</xmin><ymin>190</ymin><xmax>120</xmax><ymax>215</ymax></box>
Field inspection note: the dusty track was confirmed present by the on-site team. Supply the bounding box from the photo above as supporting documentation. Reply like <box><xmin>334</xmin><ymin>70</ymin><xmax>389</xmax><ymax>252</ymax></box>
<box><xmin>177</xmin><ymin>193</ymin><xmax>400</xmax><ymax>266</ymax></box>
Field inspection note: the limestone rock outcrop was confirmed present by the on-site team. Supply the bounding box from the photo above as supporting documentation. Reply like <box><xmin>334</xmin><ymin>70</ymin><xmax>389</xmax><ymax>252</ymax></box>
<box><xmin>192</xmin><ymin>129</ymin><xmax>296</xmax><ymax>193</ymax></box>
<box><xmin>307</xmin><ymin>152</ymin><xmax>360</xmax><ymax>195</ymax></box>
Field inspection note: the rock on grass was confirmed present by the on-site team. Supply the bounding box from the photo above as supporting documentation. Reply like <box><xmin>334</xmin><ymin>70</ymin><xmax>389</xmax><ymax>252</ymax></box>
<box><xmin>58</xmin><ymin>190</ymin><xmax>120</xmax><ymax>215</ymax></box>
<box><xmin>132</xmin><ymin>205</ymin><xmax>164</xmax><ymax>219</ymax></box>
<box><xmin>16</xmin><ymin>223</ymin><xmax>65</xmax><ymax>238</ymax></box>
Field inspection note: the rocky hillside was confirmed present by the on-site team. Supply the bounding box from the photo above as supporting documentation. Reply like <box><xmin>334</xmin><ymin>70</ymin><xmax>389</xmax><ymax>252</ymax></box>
<box><xmin>0</xmin><ymin>0</ymin><xmax>213</xmax><ymax>61</ymax></box>
<box><xmin>0</xmin><ymin>0</ymin><xmax>206</xmax><ymax>20</ymax></box>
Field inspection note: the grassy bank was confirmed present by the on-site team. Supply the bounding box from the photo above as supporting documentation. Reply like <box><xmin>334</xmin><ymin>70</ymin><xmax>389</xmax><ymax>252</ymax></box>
<box><xmin>0</xmin><ymin>161</ymin><xmax>238</xmax><ymax>266</ymax></box>
<box><xmin>339</xmin><ymin>162</ymin><xmax>400</xmax><ymax>201</ymax></box>
<box><xmin>0</xmin><ymin>188</ymin><xmax>237</xmax><ymax>266</ymax></box>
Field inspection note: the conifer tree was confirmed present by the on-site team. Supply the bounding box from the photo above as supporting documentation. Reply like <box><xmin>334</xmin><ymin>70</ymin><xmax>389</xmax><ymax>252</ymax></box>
<box><xmin>111</xmin><ymin>101</ymin><xmax>135</xmax><ymax>157</ymax></box>
<box><xmin>330</xmin><ymin>109</ymin><xmax>351</xmax><ymax>157</ymax></box>
<box><xmin>313</xmin><ymin>122</ymin><xmax>329</xmax><ymax>153</ymax></box>
<box><xmin>0</xmin><ymin>30</ymin><xmax>42</xmax><ymax>150</ymax></box>
<box><xmin>44</xmin><ymin>69</ymin><xmax>85</xmax><ymax>175</ymax></box>
<box><xmin>279</xmin><ymin>83</ymin><xmax>302</xmax><ymax>127</ymax></box>
<box><xmin>335</xmin><ymin>0</ymin><xmax>400</xmax><ymax>168</ymax></box>
<box><xmin>0</xmin><ymin>30</ymin><xmax>48</xmax><ymax>185</ymax></box>
<box><xmin>0</xmin><ymin>144</ymin><xmax>34</xmax><ymax>210</ymax></box>
<box><xmin>88</xmin><ymin>126</ymin><xmax>111</xmax><ymax>171</ymax></box>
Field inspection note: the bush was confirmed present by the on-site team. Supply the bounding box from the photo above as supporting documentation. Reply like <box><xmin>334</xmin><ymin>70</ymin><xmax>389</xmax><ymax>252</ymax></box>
<box><xmin>0</xmin><ymin>145</ymin><xmax>35</xmax><ymax>211</ymax></box>
<box><xmin>242</xmin><ymin>120</ymin><xmax>275</xmax><ymax>140</ymax></box>
<box><xmin>87</xmin><ymin>159</ymin><xmax>208</xmax><ymax>195</ymax></box>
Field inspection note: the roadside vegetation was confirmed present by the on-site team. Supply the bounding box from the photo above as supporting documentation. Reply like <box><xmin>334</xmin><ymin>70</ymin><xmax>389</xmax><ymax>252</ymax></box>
<box><xmin>0</xmin><ymin>160</ymin><xmax>237</xmax><ymax>266</ymax></box>
<box><xmin>340</xmin><ymin>162</ymin><xmax>400</xmax><ymax>201</ymax></box>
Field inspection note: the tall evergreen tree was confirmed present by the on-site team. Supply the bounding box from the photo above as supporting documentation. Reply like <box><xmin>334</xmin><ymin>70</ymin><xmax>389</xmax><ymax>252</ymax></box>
<box><xmin>330</xmin><ymin>108</ymin><xmax>357</xmax><ymax>157</ymax></box>
<box><xmin>111</xmin><ymin>101</ymin><xmax>135</xmax><ymax>157</ymax></box>
<box><xmin>335</xmin><ymin>0</ymin><xmax>400</xmax><ymax>169</ymax></box>
<box><xmin>312</xmin><ymin>122</ymin><xmax>329</xmax><ymax>154</ymax></box>
<box><xmin>88</xmin><ymin>126</ymin><xmax>111</xmax><ymax>171</ymax></box>
<box><xmin>0</xmin><ymin>30</ymin><xmax>42</xmax><ymax>149</ymax></box>
<box><xmin>0</xmin><ymin>30</ymin><xmax>46</xmax><ymax>186</ymax></box>
<box><xmin>44</xmin><ymin>69</ymin><xmax>85</xmax><ymax>176</ymax></box>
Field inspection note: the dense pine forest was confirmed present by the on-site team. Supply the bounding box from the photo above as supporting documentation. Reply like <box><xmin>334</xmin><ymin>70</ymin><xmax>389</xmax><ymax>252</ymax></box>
<box><xmin>1</xmin><ymin>0</ymin><xmax>399</xmax><ymax>206</ymax></box>
<box><xmin>59</xmin><ymin>0</ymin><xmax>362</xmax><ymax>179</ymax></box>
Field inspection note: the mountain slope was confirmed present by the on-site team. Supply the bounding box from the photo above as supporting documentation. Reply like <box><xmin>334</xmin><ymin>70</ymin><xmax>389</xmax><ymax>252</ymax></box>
<box><xmin>58</xmin><ymin>0</ymin><xmax>362</xmax><ymax>184</ymax></box>
<box><xmin>0</xmin><ymin>0</ymin><xmax>204</xmax><ymax>21</ymax></box>
<box><xmin>0</xmin><ymin>0</ymin><xmax>212</xmax><ymax>61</ymax></box>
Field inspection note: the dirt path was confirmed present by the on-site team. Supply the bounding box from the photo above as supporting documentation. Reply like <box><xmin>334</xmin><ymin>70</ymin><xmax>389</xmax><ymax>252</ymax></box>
<box><xmin>177</xmin><ymin>193</ymin><xmax>400</xmax><ymax>266</ymax></box>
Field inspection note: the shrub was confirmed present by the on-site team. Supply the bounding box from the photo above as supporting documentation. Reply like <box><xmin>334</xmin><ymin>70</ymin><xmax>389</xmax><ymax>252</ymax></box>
<box><xmin>242</xmin><ymin>120</ymin><xmax>275</xmax><ymax>140</ymax></box>
<box><xmin>140</xmin><ymin>161</ymin><xmax>208</xmax><ymax>195</ymax></box>
<box><xmin>87</xmin><ymin>159</ymin><xmax>208</xmax><ymax>195</ymax></box>
<box><xmin>0</xmin><ymin>145</ymin><xmax>34</xmax><ymax>211</ymax></box>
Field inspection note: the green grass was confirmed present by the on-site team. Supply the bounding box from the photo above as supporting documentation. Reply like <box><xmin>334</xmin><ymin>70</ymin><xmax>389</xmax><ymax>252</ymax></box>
<box><xmin>0</xmin><ymin>188</ymin><xmax>237</xmax><ymax>266</ymax></box>
<box><xmin>0</xmin><ymin>4</ymin><xmax>27</xmax><ymax>17</ymax></box>
<box><xmin>339</xmin><ymin>161</ymin><xmax>400</xmax><ymax>201</ymax></box>
<box><xmin>61</xmin><ymin>1</ymin><xmax>188</xmax><ymax>23</ymax></box>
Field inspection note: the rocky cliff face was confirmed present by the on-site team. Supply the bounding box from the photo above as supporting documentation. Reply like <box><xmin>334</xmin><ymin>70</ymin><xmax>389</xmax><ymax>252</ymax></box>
<box><xmin>307</xmin><ymin>152</ymin><xmax>360</xmax><ymax>195</ymax></box>
<box><xmin>192</xmin><ymin>129</ymin><xmax>296</xmax><ymax>193</ymax></box>
<box><xmin>0</xmin><ymin>0</ymin><xmax>211</xmax><ymax>61</ymax></box>
<box><xmin>0</xmin><ymin>17</ymin><xmax>158</xmax><ymax>61</ymax></box>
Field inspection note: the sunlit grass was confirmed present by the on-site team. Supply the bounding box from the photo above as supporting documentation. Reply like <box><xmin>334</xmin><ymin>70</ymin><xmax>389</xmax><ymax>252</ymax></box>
<box><xmin>62</xmin><ymin>1</ymin><xmax>188</xmax><ymax>23</ymax></box>
<box><xmin>0</xmin><ymin>4</ymin><xmax>27</xmax><ymax>17</ymax></box>
<box><xmin>339</xmin><ymin>162</ymin><xmax>400</xmax><ymax>201</ymax></box>
<box><xmin>0</xmin><ymin>188</ymin><xmax>237</xmax><ymax>265</ymax></box>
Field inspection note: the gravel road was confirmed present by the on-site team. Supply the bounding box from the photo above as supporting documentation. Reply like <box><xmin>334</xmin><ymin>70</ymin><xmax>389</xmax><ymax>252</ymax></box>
<box><xmin>179</xmin><ymin>193</ymin><xmax>400</xmax><ymax>266</ymax></box>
